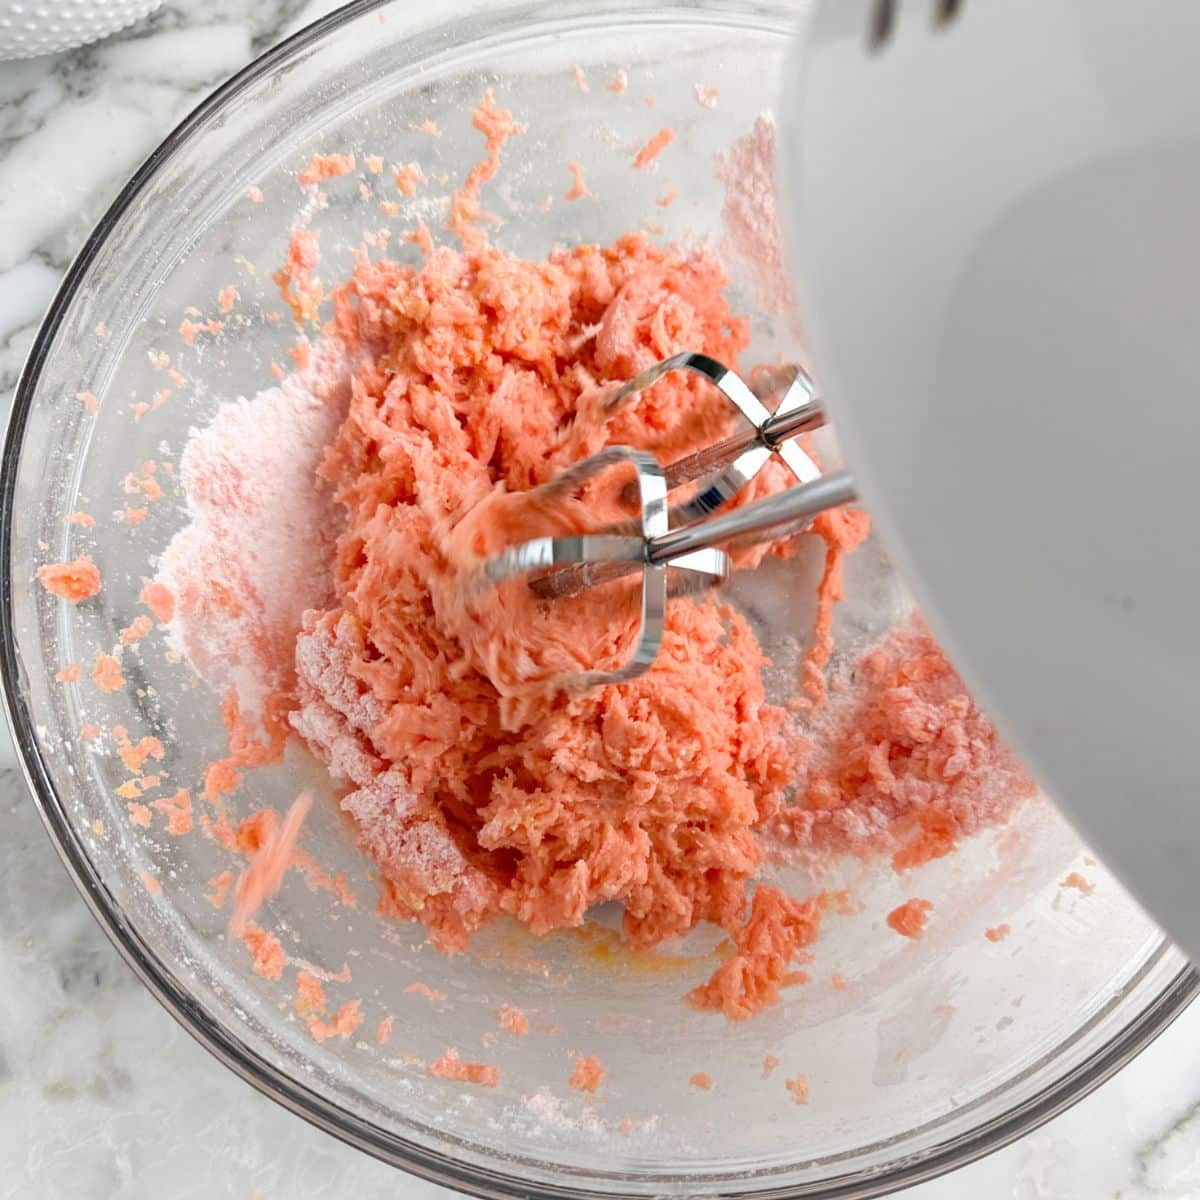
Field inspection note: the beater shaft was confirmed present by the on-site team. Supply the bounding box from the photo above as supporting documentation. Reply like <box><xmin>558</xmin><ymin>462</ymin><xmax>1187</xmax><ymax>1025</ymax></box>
<box><xmin>647</xmin><ymin>469</ymin><xmax>857</xmax><ymax>564</ymax></box>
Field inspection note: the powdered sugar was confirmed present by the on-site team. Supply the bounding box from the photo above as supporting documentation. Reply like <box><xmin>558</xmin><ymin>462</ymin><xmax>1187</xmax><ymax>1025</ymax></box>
<box><xmin>512</xmin><ymin>1090</ymin><xmax>658</xmax><ymax>1141</ymax></box>
<box><xmin>292</xmin><ymin>610</ymin><xmax>387</xmax><ymax>741</ymax></box>
<box><xmin>156</xmin><ymin>342</ymin><xmax>351</xmax><ymax>717</ymax></box>
<box><xmin>288</xmin><ymin>693</ymin><xmax>382</xmax><ymax>787</ymax></box>
<box><xmin>520</xmin><ymin>1089</ymin><xmax>608</xmax><ymax>1136</ymax></box>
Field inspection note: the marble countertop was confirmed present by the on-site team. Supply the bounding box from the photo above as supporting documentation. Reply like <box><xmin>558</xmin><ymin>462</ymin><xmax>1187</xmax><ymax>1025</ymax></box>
<box><xmin>3</xmin><ymin>3</ymin><xmax>1200</xmax><ymax>1197</ymax></box>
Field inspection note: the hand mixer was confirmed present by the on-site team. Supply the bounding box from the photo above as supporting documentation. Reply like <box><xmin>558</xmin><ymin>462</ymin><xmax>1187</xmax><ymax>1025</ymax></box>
<box><xmin>474</xmin><ymin>0</ymin><xmax>1200</xmax><ymax>969</ymax></box>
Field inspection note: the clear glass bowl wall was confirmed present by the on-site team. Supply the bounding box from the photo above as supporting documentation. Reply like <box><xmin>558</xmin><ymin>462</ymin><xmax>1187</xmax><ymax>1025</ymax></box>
<box><xmin>4</xmin><ymin>2</ymin><xmax>1192</xmax><ymax>1198</ymax></box>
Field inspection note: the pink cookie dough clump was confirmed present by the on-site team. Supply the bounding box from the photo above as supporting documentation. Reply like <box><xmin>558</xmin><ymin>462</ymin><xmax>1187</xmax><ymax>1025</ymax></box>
<box><xmin>289</xmin><ymin>97</ymin><xmax>808</xmax><ymax>1016</ymax></box>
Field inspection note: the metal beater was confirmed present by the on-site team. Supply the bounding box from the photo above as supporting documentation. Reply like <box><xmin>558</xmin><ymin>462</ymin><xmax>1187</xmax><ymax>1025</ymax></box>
<box><xmin>464</xmin><ymin>352</ymin><xmax>858</xmax><ymax>688</ymax></box>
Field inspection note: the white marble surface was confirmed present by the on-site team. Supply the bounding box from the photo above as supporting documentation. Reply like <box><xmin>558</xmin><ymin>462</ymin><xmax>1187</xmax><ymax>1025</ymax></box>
<box><xmin>3</xmin><ymin>3</ymin><xmax>1200</xmax><ymax>1198</ymax></box>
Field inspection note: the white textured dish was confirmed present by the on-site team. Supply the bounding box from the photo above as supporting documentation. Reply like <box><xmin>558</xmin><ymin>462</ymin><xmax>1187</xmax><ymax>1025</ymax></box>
<box><xmin>0</xmin><ymin>0</ymin><xmax>161</xmax><ymax>60</ymax></box>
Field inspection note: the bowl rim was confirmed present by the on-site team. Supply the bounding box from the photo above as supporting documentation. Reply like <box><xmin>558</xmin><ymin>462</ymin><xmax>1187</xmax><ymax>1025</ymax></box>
<box><xmin>2</xmin><ymin>1</ymin><xmax>1196</xmax><ymax>1196</ymax></box>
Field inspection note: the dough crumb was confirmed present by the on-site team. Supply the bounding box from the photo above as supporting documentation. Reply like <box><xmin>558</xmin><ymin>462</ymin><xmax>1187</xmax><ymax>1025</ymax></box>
<box><xmin>310</xmin><ymin>999</ymin><xmax>363</xmax><ymax>1042</ymax></box>
<box><xmin>569</xmin><ymin>1055</ymin><xmax>606</xmax><ymax>1094</ymax></box>
<box><xmin>564</xmin><ymin>161</ymin><xmax>592</xmax><ymax>201</ymax></box>
<box><xmin>886</xmin><ymin>898</ymin><xmax>932</xmax><ymax>940</ymax></box>
<box><xmin>404</xmin><ymin>981</ymin><xmax>446</xmax><ymax>1003</ymax></box>
<box><xmin>394</xmin><ymin>163</ymin><xmax>425</xmax><ymax>196</ymax></box>
<box><xmin>120</xmin><ymin>615</ymin><xmax>154</xmax><ymax>645</ymax></box>
<box><xmin>298</xmin><ymin>152</ymin><xmax>356</xmax><ymax>187</ymax></box>
<box><xmin>498</xmin><ymin>1004</ymin><xmax>529</xmax><ymax>1035</ymax></box>
<box><xmin>91</xmin><ymin>653</ymin><xmax>124</xmax><ymax>693</ymax></box>
<box><xmin>1061</xmin><ymin>872</ymin><xmax>1094</xmax><ymax>895</ymax></box>
<box><xmin>428</xmin><ymin>1047</ymin><xmax>499</xmax><ymax>1087</ymax></box>
<box><xmin>37</xmin><ymin>556</ymin><xmax>101</xmax><ymax>603</ymax></box>
<box><xmin>153</xmin><ymin>788</ymin><xmax>193</xmax><ymax>836</ymax></box>
<box><xmin>242</xmin><ymin>923</ymin><xmax>286</xmax><ymax>980</ymax></box>
<box><xmin>295</xmin><ymin>970</ymin><xmax>327</xmax><ymax>1018</ymax></box>
<box><xmin>207</xmin><ymin>871</ymin><xmax>234</xmax><ymax>908</ymax></box>
<box><xmin>139</xmin><ymin>580</ymin><xmax>176</xmax><ymax>623</ymax></box>
<box><xmin>633</xmin><ymin>126</ymin><xmax>675</xmax><ymax>168</ymax></box>
<box><xmin>606</xmin><ymin>68</ymin><xmax>628</xmax><ymax>93</ymax></box>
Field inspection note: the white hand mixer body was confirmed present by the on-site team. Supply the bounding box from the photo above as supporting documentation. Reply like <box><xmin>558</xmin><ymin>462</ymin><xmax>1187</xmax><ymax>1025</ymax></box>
<box><xmin>783</xmin><ymin>0</ymin><xmax>1200</xmax><ymax>963</ymax></box>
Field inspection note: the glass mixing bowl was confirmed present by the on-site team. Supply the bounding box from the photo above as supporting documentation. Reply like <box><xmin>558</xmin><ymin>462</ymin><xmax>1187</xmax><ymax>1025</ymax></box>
<box><xmin>3</xmin><ymin>2</ymin><xmax>1194</xmax><ymax>1197</ymax></box>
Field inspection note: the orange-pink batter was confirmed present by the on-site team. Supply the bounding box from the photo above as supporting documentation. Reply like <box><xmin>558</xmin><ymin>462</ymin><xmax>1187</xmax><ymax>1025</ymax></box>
<box><xmin>266</xmin><ymin>92</ymin><xmax>1035</xmax><ymax>1020</ymax></box>
<box><xmin>156</xmin><ymin>91</ymin><xmax>1033</xmax><ymax>1024</ymax></box>
<box><xmin>292</xmin><ymin>213</ymin><xmax>809</xmax><ymax>1005</ymax></box>
<box><xmin>274</xmin><ymin>96</ymin><xmax>830</xmax><ymax>1021</ymax></box>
